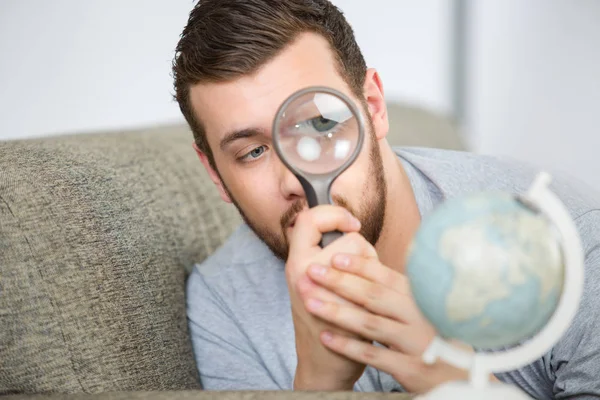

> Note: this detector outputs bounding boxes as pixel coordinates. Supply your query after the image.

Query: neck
[374,143,421,274]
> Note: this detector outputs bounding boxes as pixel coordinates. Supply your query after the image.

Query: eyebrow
[219,127,267,151]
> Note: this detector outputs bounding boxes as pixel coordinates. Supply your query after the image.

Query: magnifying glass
[272,86,365,247]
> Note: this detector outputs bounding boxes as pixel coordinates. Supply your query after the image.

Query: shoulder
[192,223,278,277]
[186,223,285,308]
[394,146,600,221]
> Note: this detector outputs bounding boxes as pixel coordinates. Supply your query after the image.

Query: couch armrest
[5,390,415,400]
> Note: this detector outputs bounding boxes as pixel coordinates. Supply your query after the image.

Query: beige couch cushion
[385,103,464,150]
[0,125,241,394]
[4,390,414,399]
[0,103,462,395]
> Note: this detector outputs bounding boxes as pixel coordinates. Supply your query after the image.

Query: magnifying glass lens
[277,91,360,175]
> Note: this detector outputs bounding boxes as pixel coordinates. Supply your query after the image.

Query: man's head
[173,0,390,260]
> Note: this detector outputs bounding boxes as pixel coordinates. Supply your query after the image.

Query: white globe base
[415,381,533,400]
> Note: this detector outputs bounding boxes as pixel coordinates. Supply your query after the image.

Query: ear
[363,68,389,141]
[193,142,232,203]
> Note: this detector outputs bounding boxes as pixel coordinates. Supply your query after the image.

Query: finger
[307,262,420,324]
[306,299,430,356]
[288,206,361,258]
[331,253,410,295]
[321,332,470,393]
[296,274,357,308]
[287,231,377,284]
[320,330,416,376]
[308,231,378,269]
[293,277,364,342]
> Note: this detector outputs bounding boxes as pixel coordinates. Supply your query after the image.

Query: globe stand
[416,338,534,399]
[415,172,585,400]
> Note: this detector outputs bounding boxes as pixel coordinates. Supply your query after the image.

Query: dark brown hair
[172,0,367,170]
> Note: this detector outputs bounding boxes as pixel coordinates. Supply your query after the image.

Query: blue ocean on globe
[406,191,564,349]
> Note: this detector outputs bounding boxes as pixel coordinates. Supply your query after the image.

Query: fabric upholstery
[0,103,461,396]
[385,103,464,150]
[0,125,241,394]
[4,390,414,400]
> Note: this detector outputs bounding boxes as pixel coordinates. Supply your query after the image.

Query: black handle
[320,230,343,247]
[298,175,343,248]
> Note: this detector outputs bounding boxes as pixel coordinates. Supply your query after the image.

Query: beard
[224,114,387,261]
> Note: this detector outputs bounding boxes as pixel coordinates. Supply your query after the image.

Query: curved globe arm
[422,336,474,370]
[421,172,585,388]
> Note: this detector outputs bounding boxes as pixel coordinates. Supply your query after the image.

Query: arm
[302,251,469,394]
[551,245,600,399]
[186,266,280,390]
[285,206,374,391]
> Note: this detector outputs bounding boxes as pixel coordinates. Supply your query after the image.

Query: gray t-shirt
[186,147,600,398]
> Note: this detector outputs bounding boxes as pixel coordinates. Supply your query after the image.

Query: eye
[249,146,264,158]
[239,145,267,162]
[309,117,338,133]
[293,117,340,136]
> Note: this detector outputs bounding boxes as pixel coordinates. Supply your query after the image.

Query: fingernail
[309,264,327,276]
[346,211,361,229]
[322,331,333,343]
[307,298,323,310]
[333,254,350,269]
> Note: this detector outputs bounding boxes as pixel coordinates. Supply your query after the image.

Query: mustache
[279,195,353,230]
[280,200,306,229]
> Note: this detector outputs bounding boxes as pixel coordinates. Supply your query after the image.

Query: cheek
[221,163,285,218]
[330,149,371,197]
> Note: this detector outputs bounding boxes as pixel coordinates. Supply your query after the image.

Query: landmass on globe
[406,191,565,349]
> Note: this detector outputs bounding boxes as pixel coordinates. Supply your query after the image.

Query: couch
[0,102,464,399]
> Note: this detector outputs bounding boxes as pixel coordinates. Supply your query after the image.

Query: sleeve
[551,243,600,399]
[186,266,282,390]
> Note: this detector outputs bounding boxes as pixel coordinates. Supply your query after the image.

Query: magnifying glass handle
[320,230,343,247]
[299,176,345,248]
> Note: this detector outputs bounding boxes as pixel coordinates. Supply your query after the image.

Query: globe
[406,191,565,349]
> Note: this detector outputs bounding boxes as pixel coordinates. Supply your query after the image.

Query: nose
[277,156,305,201]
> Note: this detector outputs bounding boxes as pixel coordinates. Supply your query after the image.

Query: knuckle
[328,268,344,285]
[328,302,340,318]
[361,313,381,334]
[361,345,379,362]
[286,262,309,286]
[346,232,376,259]
[365,283,381,304]
[342,232,364,254]
[352,257,367,275]
[296,280,310,297]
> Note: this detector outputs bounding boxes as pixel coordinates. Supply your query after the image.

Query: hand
[286,205,377,391]
[303,248,471,394]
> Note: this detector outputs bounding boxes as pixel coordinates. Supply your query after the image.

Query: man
[173,0,600,397]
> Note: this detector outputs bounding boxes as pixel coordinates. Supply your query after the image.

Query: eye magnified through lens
[272,86,365,247]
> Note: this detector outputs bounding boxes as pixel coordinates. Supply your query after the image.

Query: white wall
[335,0,454,115]
[0,0,454,141]
[464,0,600,190]
[0,0,193,140]
[3,1,598,192]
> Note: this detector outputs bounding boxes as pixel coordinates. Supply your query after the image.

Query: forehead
[189,33,353,151]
